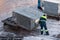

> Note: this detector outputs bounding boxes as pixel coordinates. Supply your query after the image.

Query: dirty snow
[0,0,60,40]
[23,19,60,40]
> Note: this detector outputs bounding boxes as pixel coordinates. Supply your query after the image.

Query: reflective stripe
[41,29,43,31]
[45,30,48,32]
[41,16,47,19]
[41,30,48,32]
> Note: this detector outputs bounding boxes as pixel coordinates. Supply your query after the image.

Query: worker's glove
[35,19,39,24]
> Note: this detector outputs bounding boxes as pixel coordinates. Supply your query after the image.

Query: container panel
[44,1,60,16]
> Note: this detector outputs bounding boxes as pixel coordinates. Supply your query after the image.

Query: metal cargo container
[43,0,60,17]
[12,6,44,30]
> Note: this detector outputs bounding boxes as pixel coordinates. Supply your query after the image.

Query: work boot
[41,31,43,35]
[45,31,49,35]
[38,7,43,11]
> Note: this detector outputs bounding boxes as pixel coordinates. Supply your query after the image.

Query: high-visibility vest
[40,16,47,22]
[41,16,47,19]
[39,16,47,23]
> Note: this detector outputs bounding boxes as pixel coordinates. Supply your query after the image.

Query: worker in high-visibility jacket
[39,14,49,35]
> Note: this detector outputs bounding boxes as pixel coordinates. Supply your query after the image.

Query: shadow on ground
[3,25,41,37]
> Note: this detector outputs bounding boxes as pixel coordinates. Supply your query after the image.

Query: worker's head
[43,14,47,16]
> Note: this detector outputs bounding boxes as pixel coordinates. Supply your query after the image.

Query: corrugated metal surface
[43,0,60,16]
[13,6,44,30]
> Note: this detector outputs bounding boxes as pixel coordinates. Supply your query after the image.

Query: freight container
[43,0,60,17]
[12,6,44,30]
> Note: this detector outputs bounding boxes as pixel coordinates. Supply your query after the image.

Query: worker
[38,0,43,11]
[39,14,49,35]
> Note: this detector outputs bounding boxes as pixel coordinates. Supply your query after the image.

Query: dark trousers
[40,22,49,35]
[38,0,41,7]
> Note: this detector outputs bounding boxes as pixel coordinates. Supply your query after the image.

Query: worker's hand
[35,19,39,24]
